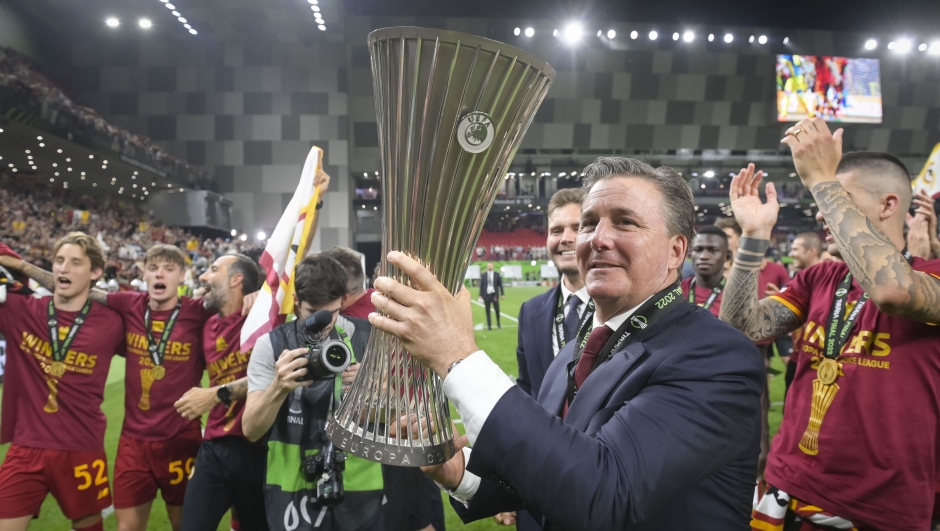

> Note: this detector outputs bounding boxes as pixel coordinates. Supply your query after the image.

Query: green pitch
[0,285,786,530]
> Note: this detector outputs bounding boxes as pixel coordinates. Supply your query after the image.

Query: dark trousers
[483,295,501,329]
[180,437,269,531]
[382,466,445,531]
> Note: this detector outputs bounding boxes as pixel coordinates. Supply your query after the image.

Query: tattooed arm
[720,238,803,341]
[781,117,940,323]
[5,259,110,304]
[720,165,804,341]
[812,181,940,322]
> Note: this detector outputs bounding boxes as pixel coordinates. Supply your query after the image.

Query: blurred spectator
[0,175,259,293]
[0,45,212,189]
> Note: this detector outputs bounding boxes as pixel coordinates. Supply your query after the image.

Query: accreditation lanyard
[554,289,595,351]
[47,298,93,367]
[823,249,913,363]
[565,281,684,404]
[687,277,725,310]
[144,298,182,368]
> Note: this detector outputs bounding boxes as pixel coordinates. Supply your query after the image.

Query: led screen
[777,55,882,123]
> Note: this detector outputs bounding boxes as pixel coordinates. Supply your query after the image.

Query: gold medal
[50,361,66,378]
[817,358,839,385]
[151,365,166,380]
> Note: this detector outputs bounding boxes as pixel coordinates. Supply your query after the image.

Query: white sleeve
[443,350,515,444]
[435,447,481,507]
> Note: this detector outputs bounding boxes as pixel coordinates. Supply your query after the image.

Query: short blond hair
[144,244,187,269]
[53,232,105,271]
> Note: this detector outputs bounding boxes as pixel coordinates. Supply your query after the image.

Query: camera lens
[326,344,347,366]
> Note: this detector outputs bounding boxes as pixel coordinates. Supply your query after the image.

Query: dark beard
[202,289,225,312]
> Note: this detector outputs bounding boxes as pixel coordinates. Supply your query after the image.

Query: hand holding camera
[274,347,313,392]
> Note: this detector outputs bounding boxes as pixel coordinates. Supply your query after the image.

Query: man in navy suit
[478,262,504,329]
[368,157,764,530]
[516,188,589,399]
[499,188,587,531]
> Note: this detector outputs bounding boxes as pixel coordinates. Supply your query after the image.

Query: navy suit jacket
[451,300,763,531]
[516,284,562,398]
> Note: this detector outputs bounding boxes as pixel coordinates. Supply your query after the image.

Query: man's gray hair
[580,157,695,244]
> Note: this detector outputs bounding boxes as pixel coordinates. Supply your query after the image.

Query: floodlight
[672,32,679,41]
[703,170,715,178]
[525,27,534,37]
[758,35,767,44]
[918,43,928,52]
[896,39,911,53]
[649,30,657,40]
[708,33,714,42]
[630,30,638,39]
[562,22,583,44]
[106,17,119,28]
[607,29,616,39]
[139,18,152,29]
[864,39,877,50]
[724,33,733,43]
[514,27,520,36]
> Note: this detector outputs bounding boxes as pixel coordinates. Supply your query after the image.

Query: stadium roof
[9,0,940,40]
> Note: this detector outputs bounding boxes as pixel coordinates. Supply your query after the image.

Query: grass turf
[1,285,786,530]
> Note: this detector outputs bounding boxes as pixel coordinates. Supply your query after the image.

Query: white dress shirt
[551,280,590,357]
[442,295,653,503]
[486,271,495,294]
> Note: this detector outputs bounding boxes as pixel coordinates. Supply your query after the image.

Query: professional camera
[296,309,352,382]
[302,442,346,506]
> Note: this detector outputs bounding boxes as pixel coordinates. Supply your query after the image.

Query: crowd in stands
[0,175,257,293]
[0,45,212,189]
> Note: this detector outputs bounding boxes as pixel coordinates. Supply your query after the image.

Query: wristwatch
[217,385,232,407]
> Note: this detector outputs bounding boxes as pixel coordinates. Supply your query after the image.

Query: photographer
[243,254,383,531]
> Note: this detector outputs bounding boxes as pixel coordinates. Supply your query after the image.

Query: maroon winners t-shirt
[202,311,251,440]
[107,292,211,441]
[766,258,940,530]
[0,294,124,451]
[680,277,723,318]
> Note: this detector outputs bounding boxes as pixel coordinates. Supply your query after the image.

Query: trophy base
[326,418,457,467]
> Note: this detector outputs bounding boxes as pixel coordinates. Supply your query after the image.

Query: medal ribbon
[144,298,182,367]
[687,277,725,310]
[47,298,93,363]
[566,281,684,403]
[554,290,595,352]
[823,249,913,361]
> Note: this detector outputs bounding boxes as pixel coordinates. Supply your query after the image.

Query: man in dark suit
[368,157,764,530]
[478,262,504,330]
[500,188,586,529]
[516,188,588,399]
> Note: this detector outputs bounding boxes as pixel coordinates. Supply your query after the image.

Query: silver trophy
[326,27,555,466]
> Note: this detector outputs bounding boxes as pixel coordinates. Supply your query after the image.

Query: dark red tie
[574,325,615,389]
[564,325,614,417]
